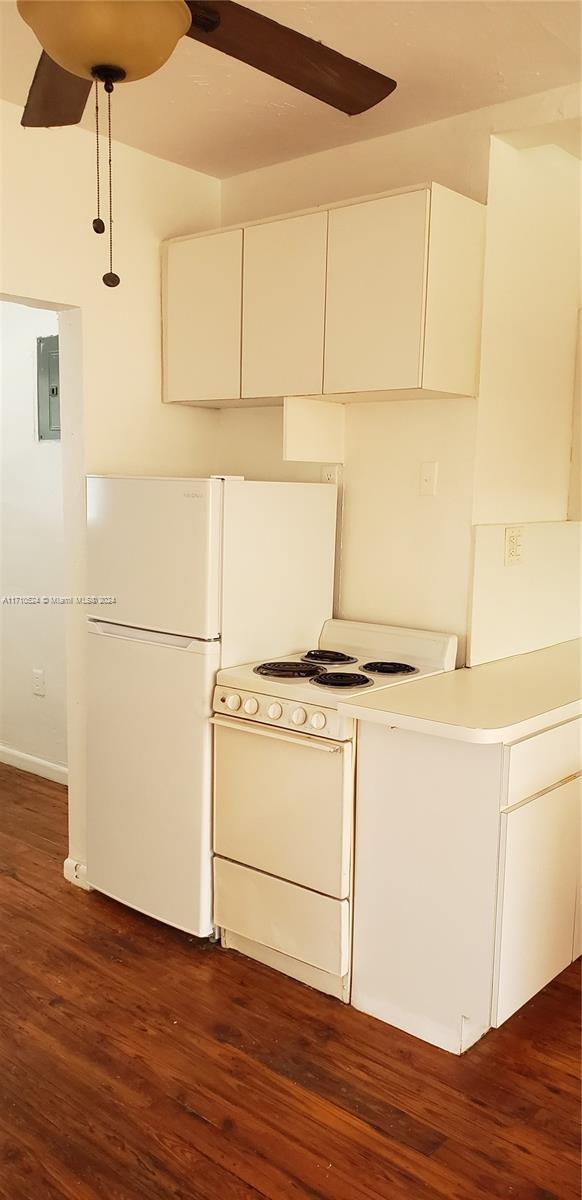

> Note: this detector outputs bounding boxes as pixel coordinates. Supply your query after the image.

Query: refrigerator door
[86,476,222,637]
[220,480,337,666]
[86,620,220,935]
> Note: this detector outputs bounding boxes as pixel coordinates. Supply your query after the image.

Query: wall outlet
[32,668,45,697]
[504,525,524,566]
[419,461,439,496]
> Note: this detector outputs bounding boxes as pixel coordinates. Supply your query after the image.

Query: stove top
[215,620,458,723]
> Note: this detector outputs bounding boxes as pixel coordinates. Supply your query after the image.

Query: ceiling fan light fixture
[17,0,192,83]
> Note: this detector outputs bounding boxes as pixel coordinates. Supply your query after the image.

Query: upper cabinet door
[242,212,328,399]
[324,191,429,395]
[163,229,242,404]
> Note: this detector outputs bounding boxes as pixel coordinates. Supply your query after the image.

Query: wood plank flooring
[0,760,579,1200]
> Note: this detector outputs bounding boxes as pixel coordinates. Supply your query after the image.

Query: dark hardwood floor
[0,761,580,1200]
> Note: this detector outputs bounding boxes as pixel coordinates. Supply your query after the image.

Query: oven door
[212,716,353,898]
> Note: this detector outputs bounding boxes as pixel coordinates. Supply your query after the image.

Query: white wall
[568,311,581,521]
[468,522,582,666]
[211,408,319,484]
[0,301,67,770]
[339,400,477,660]
[221,84,581,225]
[473,139,581,524]
[0,98,222,865]
[0,100,221,477]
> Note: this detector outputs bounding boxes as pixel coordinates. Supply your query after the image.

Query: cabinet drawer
[504,718,581,807]
[214,858,350,976]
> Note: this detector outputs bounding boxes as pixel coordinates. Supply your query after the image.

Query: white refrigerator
[85,475,337,936]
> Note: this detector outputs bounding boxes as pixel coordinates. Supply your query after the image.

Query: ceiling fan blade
[185,2,396,115]
[21,52,92,128]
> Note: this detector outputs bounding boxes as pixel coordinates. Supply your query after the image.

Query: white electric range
[211,619,457,1002]
[213,619,458,740]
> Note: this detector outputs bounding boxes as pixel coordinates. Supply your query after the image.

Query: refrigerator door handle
[87,620,217,650]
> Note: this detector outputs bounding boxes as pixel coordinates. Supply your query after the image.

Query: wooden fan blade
[185,2,396,115]
[21,52,92,128]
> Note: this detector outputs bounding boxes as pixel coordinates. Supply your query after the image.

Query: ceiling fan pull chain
[92,81,105,235]
[102,81,120,288]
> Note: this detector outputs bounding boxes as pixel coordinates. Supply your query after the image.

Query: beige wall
[0,98,222,863]
[211,408,319,484]
[340,400,477,660]
[568,311,581,522]
[468,522,582,666]
[473,138,581,524]
[221,84,581,226]
[0,301,66,770]
[0,100,221,476]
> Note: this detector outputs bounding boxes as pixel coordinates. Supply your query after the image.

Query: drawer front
[505,718,581,807]
[214,719,352,898]
[214,858,350,976]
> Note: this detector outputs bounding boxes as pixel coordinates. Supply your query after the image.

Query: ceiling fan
[17,1,398,128]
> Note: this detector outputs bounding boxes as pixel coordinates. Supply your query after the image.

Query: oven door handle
[211,715,343,753]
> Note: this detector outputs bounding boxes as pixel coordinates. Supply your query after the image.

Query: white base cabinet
[352,716,581,1053]
[493,776,581,1026]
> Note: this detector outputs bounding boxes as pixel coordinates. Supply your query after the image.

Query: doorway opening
[0,297,83,799]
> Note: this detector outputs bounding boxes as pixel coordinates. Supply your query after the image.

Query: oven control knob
[243,697,259,715]
[267,702,282,720]
[226,694,241,711]
[292,707,307,726]
[310,712,327,730]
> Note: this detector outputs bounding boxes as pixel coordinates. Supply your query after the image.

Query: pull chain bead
[92,81,105,235]
[102,80,120,287]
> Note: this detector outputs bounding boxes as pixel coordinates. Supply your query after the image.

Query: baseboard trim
[0,744,68,786]
[63,857,92,891]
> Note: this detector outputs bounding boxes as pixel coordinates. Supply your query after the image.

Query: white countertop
[339,639,582,743]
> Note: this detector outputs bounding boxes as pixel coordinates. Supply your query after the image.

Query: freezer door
[86,476,222,637]
[86,622,220,935]
[220,480,337,666]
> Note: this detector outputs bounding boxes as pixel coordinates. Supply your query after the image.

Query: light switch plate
[32,668,45,697]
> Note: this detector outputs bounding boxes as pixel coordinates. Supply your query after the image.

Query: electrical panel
[37,334,60,440]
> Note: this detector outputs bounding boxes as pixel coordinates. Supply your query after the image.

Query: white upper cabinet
[163,229,242,404]
[162,184,485,407]
[324,185,485,399]
[242,212,328,399]
[324,190,429,395]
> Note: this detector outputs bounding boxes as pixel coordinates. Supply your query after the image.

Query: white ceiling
[0,1,580,178]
